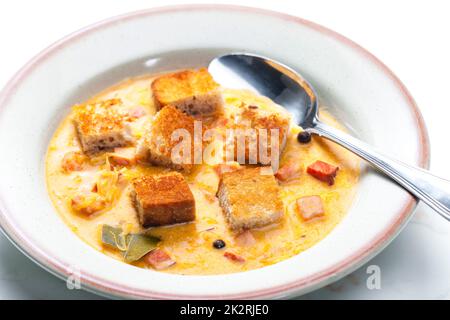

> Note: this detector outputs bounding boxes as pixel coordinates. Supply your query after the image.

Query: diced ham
[70,193,106,215]
[145,249,175,270]
[224,251,245,263]
[235,230,256,247]
[61,151,86,172]
[109,147,136,167]
[306,160,339,185]
[296,195,325,221]
[128,106,147,119]
[213,162,241,177]
[274,159,302,182]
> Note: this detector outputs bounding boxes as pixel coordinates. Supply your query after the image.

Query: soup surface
[46,72,360,275]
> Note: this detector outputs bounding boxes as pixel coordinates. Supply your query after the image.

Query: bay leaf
[101,225,128,251]
[124,234,160,262]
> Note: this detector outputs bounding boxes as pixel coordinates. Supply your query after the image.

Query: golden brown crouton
[73,99,133,154]
[217,166,284,231]
[138,105,202,172]
[151,68,223,116]
[131,172,196,227]
[228,105,291,166]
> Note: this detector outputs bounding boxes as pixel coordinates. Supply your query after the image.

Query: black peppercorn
[297,131,312,144]
[213,239,226,249]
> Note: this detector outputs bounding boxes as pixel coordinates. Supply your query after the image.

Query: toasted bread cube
[152,68,223,116]
[230,105,291,165]
[296,195,324,220]
[140,105,200,172]
[217,166,284,231]
[131,172,196,227]
[73,99,133,154]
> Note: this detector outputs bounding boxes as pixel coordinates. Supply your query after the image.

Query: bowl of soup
[0,5,429,299]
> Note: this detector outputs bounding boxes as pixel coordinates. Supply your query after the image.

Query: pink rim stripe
[0,4,430,299]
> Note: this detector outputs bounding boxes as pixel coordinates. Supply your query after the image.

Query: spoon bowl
[209,53,318,127]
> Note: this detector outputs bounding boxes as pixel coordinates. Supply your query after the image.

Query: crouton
[151,68,223,116]
[229,105,291,166]
[131,172,196,227]
[73,99,133,154]
[296,195,325,220]
[217,166,284,231]
[139,105,201,172]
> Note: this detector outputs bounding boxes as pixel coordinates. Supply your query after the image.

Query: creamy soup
[46,72,360,275]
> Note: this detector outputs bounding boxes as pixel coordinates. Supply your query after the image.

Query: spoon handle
[310,121,450,220]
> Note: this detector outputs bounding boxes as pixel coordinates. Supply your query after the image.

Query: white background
[0,0,449,299]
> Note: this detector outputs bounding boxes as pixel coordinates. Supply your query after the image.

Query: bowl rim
[0,4,430,299]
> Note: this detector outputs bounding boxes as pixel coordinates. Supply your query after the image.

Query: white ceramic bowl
[0,5,429,299]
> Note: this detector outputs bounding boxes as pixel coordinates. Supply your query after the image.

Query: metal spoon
[209,52,450,220]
